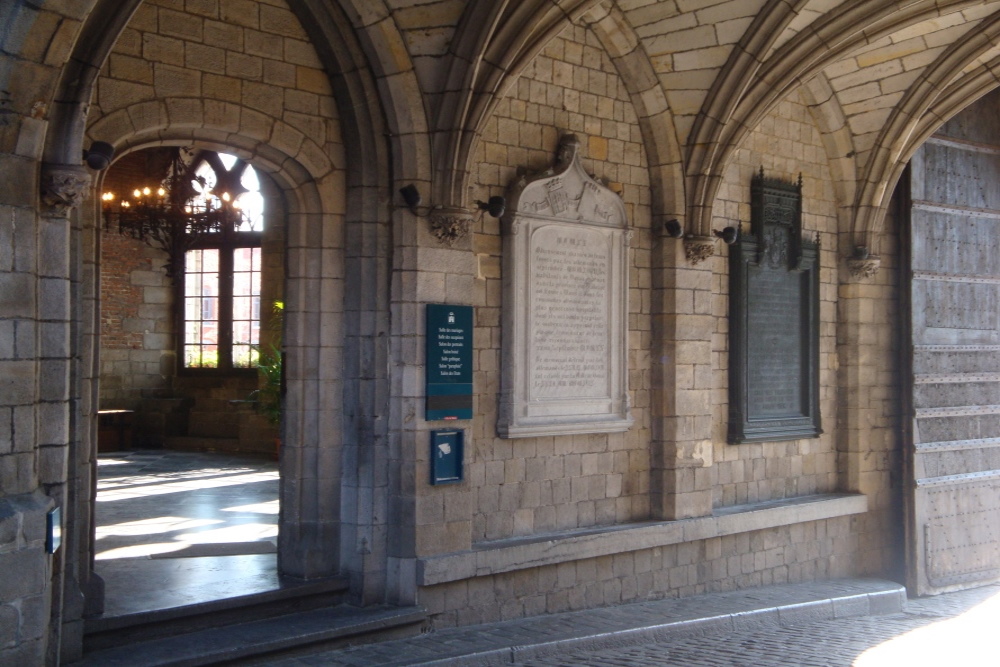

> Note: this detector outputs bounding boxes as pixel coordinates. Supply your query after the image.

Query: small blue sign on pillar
[430,429,464,485]
[426,304,473,420]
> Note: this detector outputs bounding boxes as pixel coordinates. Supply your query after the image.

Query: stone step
[75,604,426,667]
[271,578,905,667]
[82,576,350,653]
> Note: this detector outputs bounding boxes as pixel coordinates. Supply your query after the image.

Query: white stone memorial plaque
[498,135,633,438]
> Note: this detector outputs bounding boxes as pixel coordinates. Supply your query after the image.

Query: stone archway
[38,0,410,657]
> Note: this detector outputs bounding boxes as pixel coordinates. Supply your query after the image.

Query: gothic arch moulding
[684,0,1000,251]
[849,14,1000,264]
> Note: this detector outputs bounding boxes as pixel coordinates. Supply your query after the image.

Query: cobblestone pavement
[516,583,1000,667]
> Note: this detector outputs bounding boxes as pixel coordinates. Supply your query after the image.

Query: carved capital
[847,255,880,279]
[684,235,715,264]
[846,246,880,279]
[429,207,473,245]
[40,163,91,217]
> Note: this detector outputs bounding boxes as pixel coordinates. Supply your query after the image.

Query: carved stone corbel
[429,206,474,245]
[846,246,880,279]
[683,235,715,264]
[40,163,91,217]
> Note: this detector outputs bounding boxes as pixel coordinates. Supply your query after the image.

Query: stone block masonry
[418,513,862,629]
[0,492,53,665]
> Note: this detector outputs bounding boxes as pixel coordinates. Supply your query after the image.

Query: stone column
[0,160,56,663]
[37,163,91,664]
[280,204,344,580]
[837,253,883,494]
[650,232,715,520]
[338,183,393,606]
[387,204,477,605]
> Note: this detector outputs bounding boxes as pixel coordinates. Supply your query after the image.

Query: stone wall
[2,0,973,660]
[709,92,842,508]
[421,514,859,628]
[409,29,896,626]
[88,0,338,152]
[466,25,653,542]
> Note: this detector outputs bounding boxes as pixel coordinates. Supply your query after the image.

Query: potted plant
[250,301,284,455]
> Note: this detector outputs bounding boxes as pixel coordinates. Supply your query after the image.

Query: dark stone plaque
[728,169,821,443]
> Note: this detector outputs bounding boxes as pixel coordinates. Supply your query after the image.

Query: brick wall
[98,150,174,409]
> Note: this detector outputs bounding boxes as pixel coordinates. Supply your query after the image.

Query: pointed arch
[685,0,999,238]
[584,1,684,225]
[685,0,812,237]
[801,73,858,234]
[432,0,603,208]
[850,13,1000,254]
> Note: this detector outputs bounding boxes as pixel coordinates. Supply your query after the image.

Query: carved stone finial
[40,164,91,217]
[684,235,715,264]
[429,207,474,245]
[846,246,880,279]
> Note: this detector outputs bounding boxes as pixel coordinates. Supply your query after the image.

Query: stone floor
[266,580,1000,667]
[511,583,1000,667]
[266,578,906,666]
[94,449,280,617]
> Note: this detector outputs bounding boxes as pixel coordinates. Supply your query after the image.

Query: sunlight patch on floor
[96,516,221,539]
[173,523,278,543]
[96,542,190,560]
[854,588,1000,666]
[97,470,279,501]
[223,500,280,514]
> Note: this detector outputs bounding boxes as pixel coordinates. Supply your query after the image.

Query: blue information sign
[426,304,473,420]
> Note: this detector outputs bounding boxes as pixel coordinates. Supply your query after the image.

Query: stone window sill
[416,493,867,586]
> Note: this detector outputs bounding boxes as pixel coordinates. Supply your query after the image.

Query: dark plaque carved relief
[728,168,821,443]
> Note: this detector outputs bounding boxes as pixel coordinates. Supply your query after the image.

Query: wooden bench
[97,410,135,452]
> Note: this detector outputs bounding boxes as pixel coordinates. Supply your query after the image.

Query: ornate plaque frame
[498,135,633,438]
[728,169,821,443]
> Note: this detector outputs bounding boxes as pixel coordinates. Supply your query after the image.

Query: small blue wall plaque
[426,304,473,420]
[430,429,464,485]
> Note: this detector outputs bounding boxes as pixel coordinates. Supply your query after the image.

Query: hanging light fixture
[101,148,247,280]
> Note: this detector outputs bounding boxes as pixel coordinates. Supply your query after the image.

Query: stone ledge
[417,493,867,586]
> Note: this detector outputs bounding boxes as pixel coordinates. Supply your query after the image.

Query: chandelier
[101,148,247,280]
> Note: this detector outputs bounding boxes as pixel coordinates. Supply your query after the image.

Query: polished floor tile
[94,450,280,617]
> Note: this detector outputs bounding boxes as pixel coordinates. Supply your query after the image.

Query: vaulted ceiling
[6,0,1000,245]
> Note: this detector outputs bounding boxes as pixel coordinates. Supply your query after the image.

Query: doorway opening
[95,147,285,617]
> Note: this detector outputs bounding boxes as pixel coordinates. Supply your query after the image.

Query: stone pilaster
[280,205,345,580]
[387,201,477,606]
[651,236,715,520]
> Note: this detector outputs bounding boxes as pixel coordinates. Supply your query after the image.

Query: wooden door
[907,93,1000,594]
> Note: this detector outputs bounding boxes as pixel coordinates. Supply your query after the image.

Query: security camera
[84,141,115,171]
[477,196,506,219]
